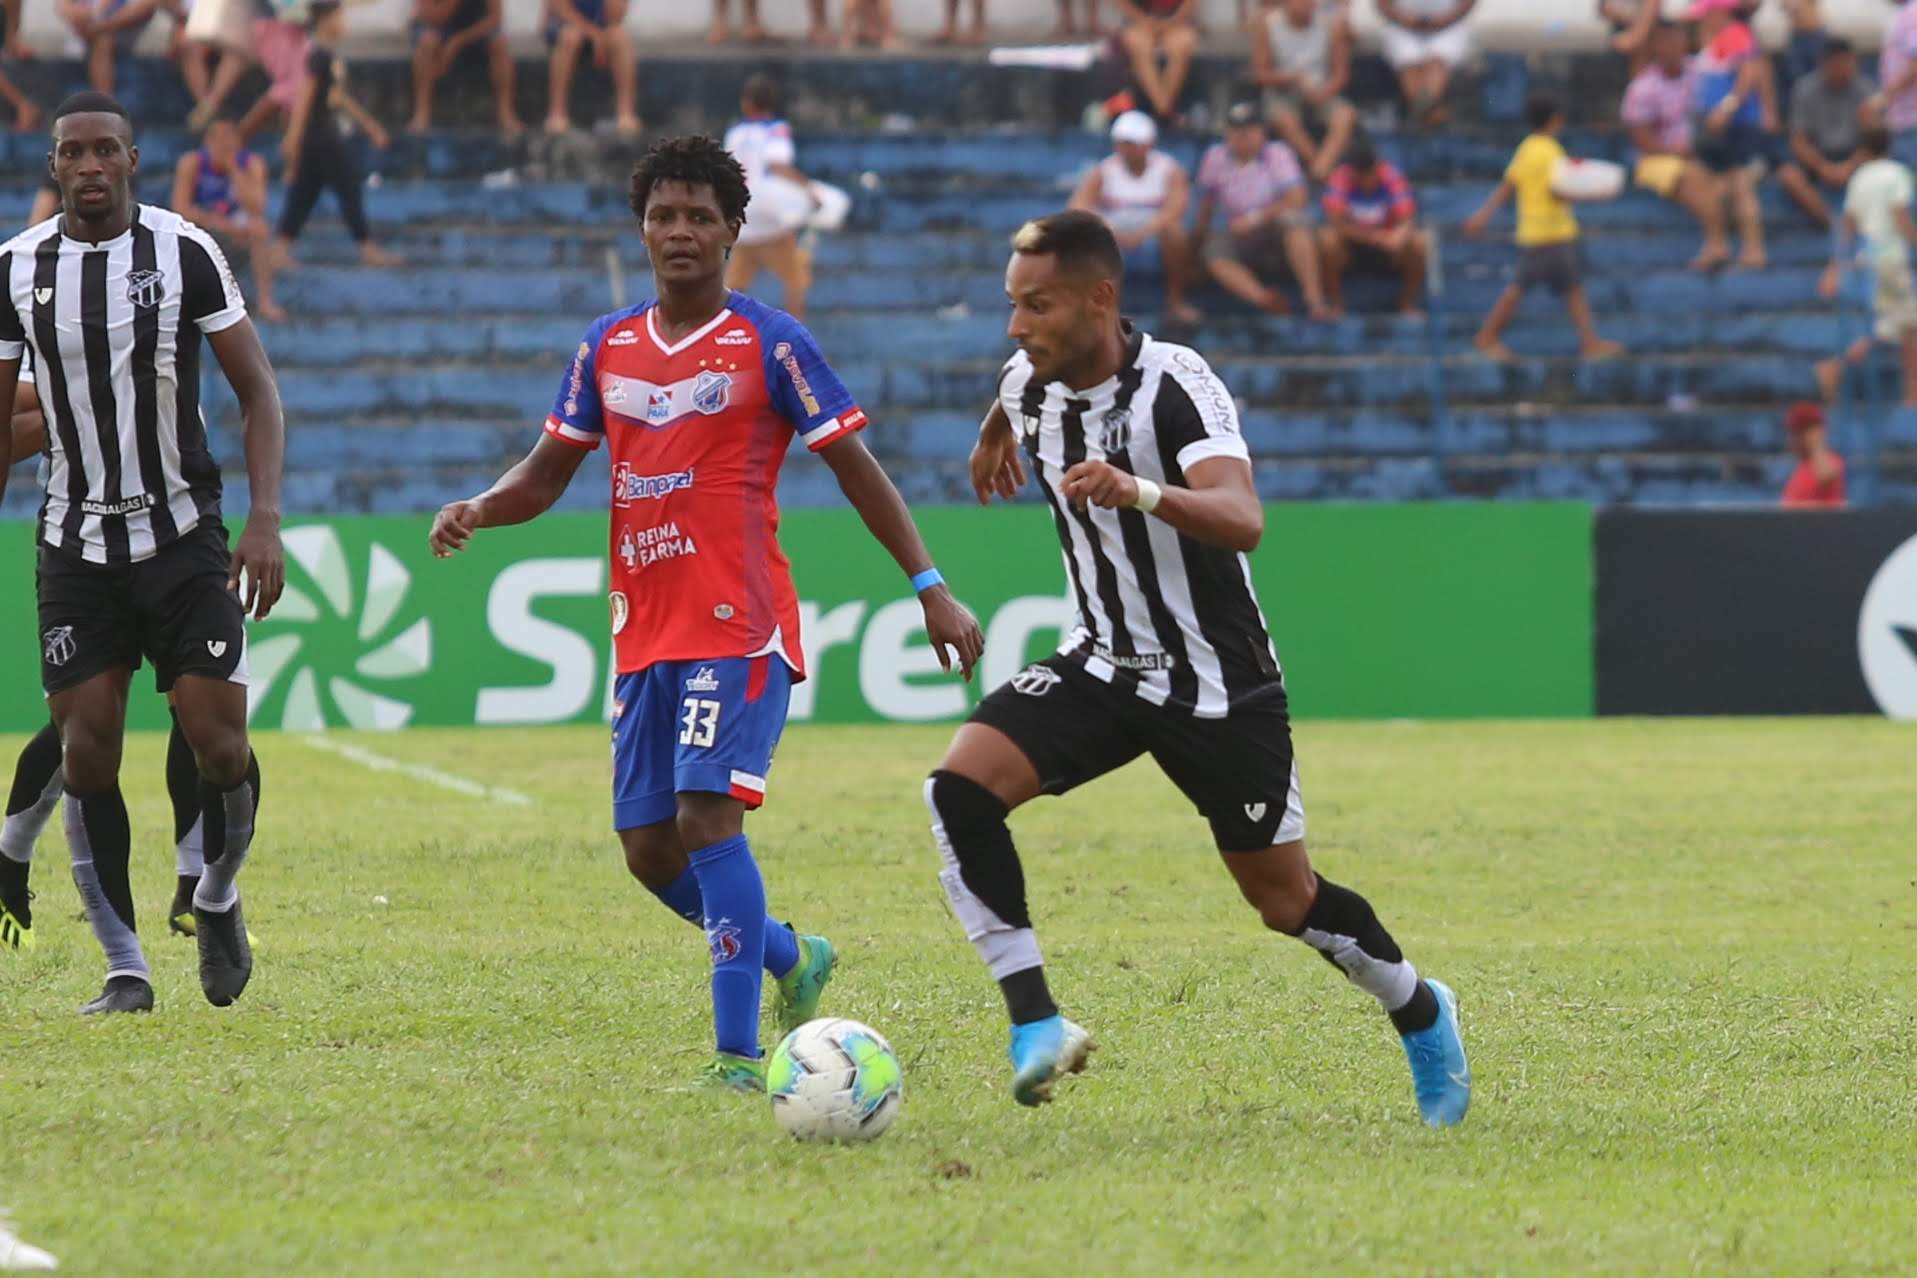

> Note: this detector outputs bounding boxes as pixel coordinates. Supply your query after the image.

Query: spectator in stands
[1070,110,1201,324]
[1194,102,1330,319]
[844,0,898,47]
[1689,0,1769,270]
[935,0,988,44]
[60,0,167,96]
[1623,20,1732,271]
[1318,135,1427,315]
[1,0,41,131]
[1782,0,1828,92]
[173,119,285,322]
[1778,402,1847,505]
[1598,0,1659,73]
[1463,94,1624,361]
[1377,0,1475,127]
[1870,0,1917,149]
[276,1,404,270]
[725,75,816,319]
[1779,37,1876,228]
[1052,0,1102,38]
[1252,0,1357,180]
[1116,0,1200,120]
[1817,127,1917,404]
[410,0,522,135]
[544,0,640,136]
[709,0,832,44]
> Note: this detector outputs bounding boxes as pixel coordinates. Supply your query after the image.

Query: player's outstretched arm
[1061,455,1264,553]
[208,318,288,620]
[429,433,588,558]
[819,432,985,680]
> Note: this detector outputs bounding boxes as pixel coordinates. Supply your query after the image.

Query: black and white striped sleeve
[179,228,247,334]
[0,252,24,362]
[1157,346,1248,471]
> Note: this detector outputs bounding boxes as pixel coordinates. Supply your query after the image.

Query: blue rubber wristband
[910,567,945,593]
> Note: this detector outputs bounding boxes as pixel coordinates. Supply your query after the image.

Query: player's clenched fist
[1060,459,1139,511]
[429,499,483,557]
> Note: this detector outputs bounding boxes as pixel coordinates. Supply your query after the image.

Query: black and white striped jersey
[0,204,248,565]
[999,326,1282,718]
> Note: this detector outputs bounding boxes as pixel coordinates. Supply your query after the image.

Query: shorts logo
[692,370,732,415]
[1244,802,1267,822]
[125,269,165,309]
[610,591,629,635]
[705,917,742,964]
[1011,664,1061,697]
[207,640,228,658]
[42,625,75,667]
[607,329,639,346]
[686,666,721,693]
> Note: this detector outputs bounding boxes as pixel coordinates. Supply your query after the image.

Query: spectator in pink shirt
[1194,102,1330,318]
[1318,136,1427,315]
[1623,20,1732,269]
[1869,0,1917,142]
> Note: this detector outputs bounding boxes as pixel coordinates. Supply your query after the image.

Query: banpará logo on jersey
[773,342,821,417]
[125,269,165,309]
[1011,664,1062,696]
[42,625,75,667]
[693,370,732,415]
[1099,406,1131,453]
[612,462,694,508]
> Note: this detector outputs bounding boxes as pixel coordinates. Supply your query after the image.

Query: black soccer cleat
[0,859,31,950]
[194,897,253,1007]
[80,974,154,1015]
[169,875,200,937]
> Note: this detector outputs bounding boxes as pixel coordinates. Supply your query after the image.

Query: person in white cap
[1070,110,1202,325]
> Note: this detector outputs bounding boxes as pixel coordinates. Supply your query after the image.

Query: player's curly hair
[627,135,752,227]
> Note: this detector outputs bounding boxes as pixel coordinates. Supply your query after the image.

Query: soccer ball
[766,1017,903,1143]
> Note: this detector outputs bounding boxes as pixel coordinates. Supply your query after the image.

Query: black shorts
[36,522,248,696]
[968,655,1306,853]
[1516,242,1581,296]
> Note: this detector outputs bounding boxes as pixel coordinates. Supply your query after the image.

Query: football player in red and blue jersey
[430,136,983,1091]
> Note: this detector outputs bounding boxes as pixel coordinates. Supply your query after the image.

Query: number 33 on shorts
[610,655,796,829]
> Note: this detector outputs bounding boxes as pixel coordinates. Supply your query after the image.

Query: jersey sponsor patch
[613,462,695,507]
[616,520,698,572]
[772,341,821,417]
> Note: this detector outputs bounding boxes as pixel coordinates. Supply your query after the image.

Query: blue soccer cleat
[1400,978,1470,1127]
[1008,1015,1095,1107]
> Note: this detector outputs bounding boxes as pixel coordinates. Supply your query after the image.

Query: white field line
[299,736,534,807]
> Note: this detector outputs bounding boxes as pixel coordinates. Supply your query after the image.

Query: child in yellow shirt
[1463,95,1624,360]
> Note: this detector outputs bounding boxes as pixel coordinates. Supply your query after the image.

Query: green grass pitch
[2,719,1913,1276]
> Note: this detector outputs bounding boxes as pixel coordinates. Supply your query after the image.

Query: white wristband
[1131,477,1163,513]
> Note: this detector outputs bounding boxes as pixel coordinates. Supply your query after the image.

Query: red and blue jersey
[1322,160,1416,230]
[542,291,866,678]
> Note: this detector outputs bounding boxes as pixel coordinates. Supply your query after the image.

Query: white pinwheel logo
[247,525,433,730]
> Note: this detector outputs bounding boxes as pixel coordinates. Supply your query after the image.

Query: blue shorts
[611,655,793,831]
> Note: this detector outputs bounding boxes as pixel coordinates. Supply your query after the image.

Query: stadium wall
[0,503,1592,731]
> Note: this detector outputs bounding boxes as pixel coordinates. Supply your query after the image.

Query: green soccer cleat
[775,931,837,1037]
[699,1052,767,1093]
[1,886,32,952]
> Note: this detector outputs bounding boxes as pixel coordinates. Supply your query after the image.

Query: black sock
[1297,875,1438,1034]
[1390,981,1439,1036]
[6,721,62,817]
[999,966,1059,1026]
[164,708,199,845]
[73,788,137,935]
